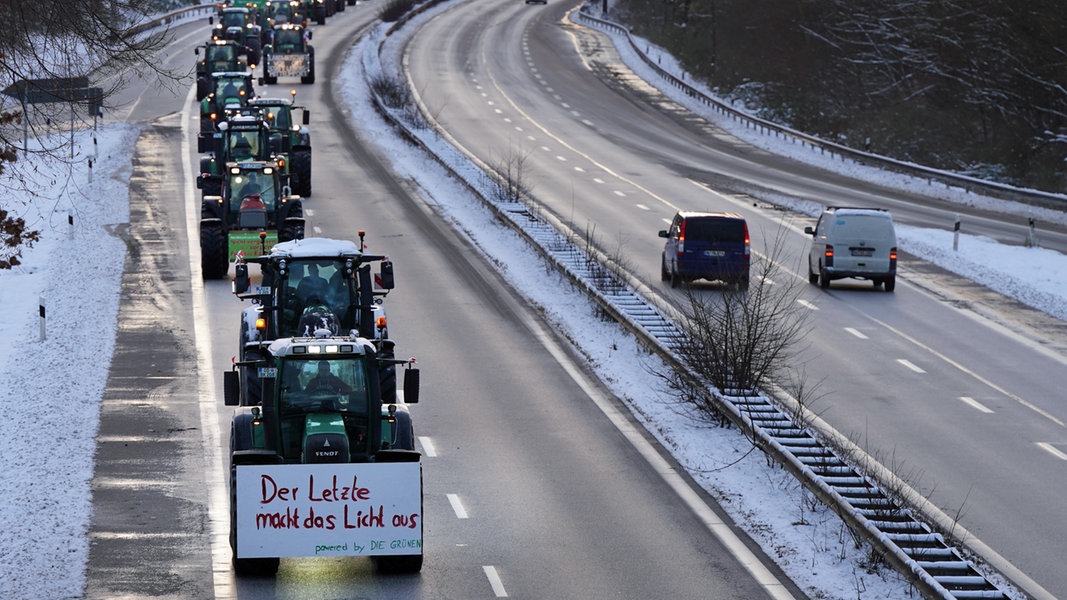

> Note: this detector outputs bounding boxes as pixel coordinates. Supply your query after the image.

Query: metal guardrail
[364,5,1019,600]
[573,7,1067,213]
[127,2,217,37]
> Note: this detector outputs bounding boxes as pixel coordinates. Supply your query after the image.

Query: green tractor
[210,6,262,66]
[247,94,311,197]
[230,235,397,405]
[197,114,277,197]
[195,40,248,101]
[199,161,304,279]
[199,71,257,135]
[223,331,423,576]
[262,23,315,85]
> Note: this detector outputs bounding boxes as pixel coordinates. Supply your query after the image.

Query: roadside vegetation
[0,0,180,269]
[610,0,1067,193]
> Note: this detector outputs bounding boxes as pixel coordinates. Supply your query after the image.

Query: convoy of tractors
[193,1,425,577]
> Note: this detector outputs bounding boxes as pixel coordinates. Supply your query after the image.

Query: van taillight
[743,223,751,258]
[677,220,686,255]
[890,247,897,268]
[824,244,834,267]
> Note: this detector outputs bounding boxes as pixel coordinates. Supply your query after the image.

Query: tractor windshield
[228,171,275,211]
[280,357,370,411]
[282,260,352,333]
[274,28,303,50]
[277,356,373,459]
[206,45,235,63]
[221,12,246,28]
[265,106,291,131]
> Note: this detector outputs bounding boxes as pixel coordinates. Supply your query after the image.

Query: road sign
[1,77,90,104]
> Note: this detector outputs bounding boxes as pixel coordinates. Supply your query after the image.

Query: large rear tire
[373,554,423,574]
[290,149,312,197]
[200,223,229,280]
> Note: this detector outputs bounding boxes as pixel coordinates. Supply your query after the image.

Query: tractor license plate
[229,231,278,261]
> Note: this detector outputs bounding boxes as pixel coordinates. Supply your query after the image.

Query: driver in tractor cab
[296,262,329,306]
[304,360,352,395]
[220,80,239,102]
[232,172,264,212]
[232,134,255,160]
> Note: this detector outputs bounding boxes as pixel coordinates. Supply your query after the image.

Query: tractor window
[279,358,370,413]
[275,28,302,49]
[221,12,246,27]
[207,45,235,62]
[228,172,274,211]
[291,261,350,324]
[267,107,290,130]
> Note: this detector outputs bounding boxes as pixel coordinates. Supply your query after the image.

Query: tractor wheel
[200,114,214,134]
[301,64,315,84]
[290,149,312,196]
[200,223,229,280]
[202,177,222,198]
[279,222,304,243]
[373,555,423,574]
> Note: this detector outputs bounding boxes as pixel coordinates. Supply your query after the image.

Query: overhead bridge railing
[365,6,1016,600]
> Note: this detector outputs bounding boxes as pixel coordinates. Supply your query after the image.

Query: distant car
[525,0,547,4]
[804,206,897,291]
[659,211,750,289]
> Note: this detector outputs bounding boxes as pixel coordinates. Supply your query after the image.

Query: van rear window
[834,215,894,238]
[686,219,746,242]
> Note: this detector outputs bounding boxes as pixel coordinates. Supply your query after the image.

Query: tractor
[210,6,262,66]
[199,71,256,134]
[194,40,248,101]
[230,235,397,396]
[247,94,311,196]
[262,23,315,85]
[223,331,423,576]
[199,161,304,279]
[197,114,279,197]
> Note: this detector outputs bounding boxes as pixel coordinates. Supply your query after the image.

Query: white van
[805,207,898,292]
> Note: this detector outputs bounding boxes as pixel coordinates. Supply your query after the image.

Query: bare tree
[0,0,178,269]
[670,222,810,395]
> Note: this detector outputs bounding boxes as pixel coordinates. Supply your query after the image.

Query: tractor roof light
[255,317,266,330]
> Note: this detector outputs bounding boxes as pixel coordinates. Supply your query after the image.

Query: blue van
[659,211,750,289]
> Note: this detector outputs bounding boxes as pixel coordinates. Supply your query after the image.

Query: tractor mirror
[377,260,394,290]
[223,370,240,406]
[402,368,420,404]
[233,263,250,294]
[302,110,310,125]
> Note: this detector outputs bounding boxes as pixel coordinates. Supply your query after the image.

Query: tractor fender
[389,406,416,452]
[231,409,260,453]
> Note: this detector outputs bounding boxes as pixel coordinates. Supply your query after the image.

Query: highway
[85,2,808,599]
[401,1,1067,598]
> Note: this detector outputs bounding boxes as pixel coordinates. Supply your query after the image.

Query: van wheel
[818,269,831,289]
[737,276,749,290]
[669,269,681,289]
[884,276,896,292]
[808,265,818,285]
[660,258,669,282]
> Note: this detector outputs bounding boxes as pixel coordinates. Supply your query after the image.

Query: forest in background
[610,0,1067,193]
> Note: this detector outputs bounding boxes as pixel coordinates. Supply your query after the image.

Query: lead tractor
[223,331,423,576]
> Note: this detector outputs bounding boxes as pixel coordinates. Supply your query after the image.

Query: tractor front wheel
[290,149,312,197]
